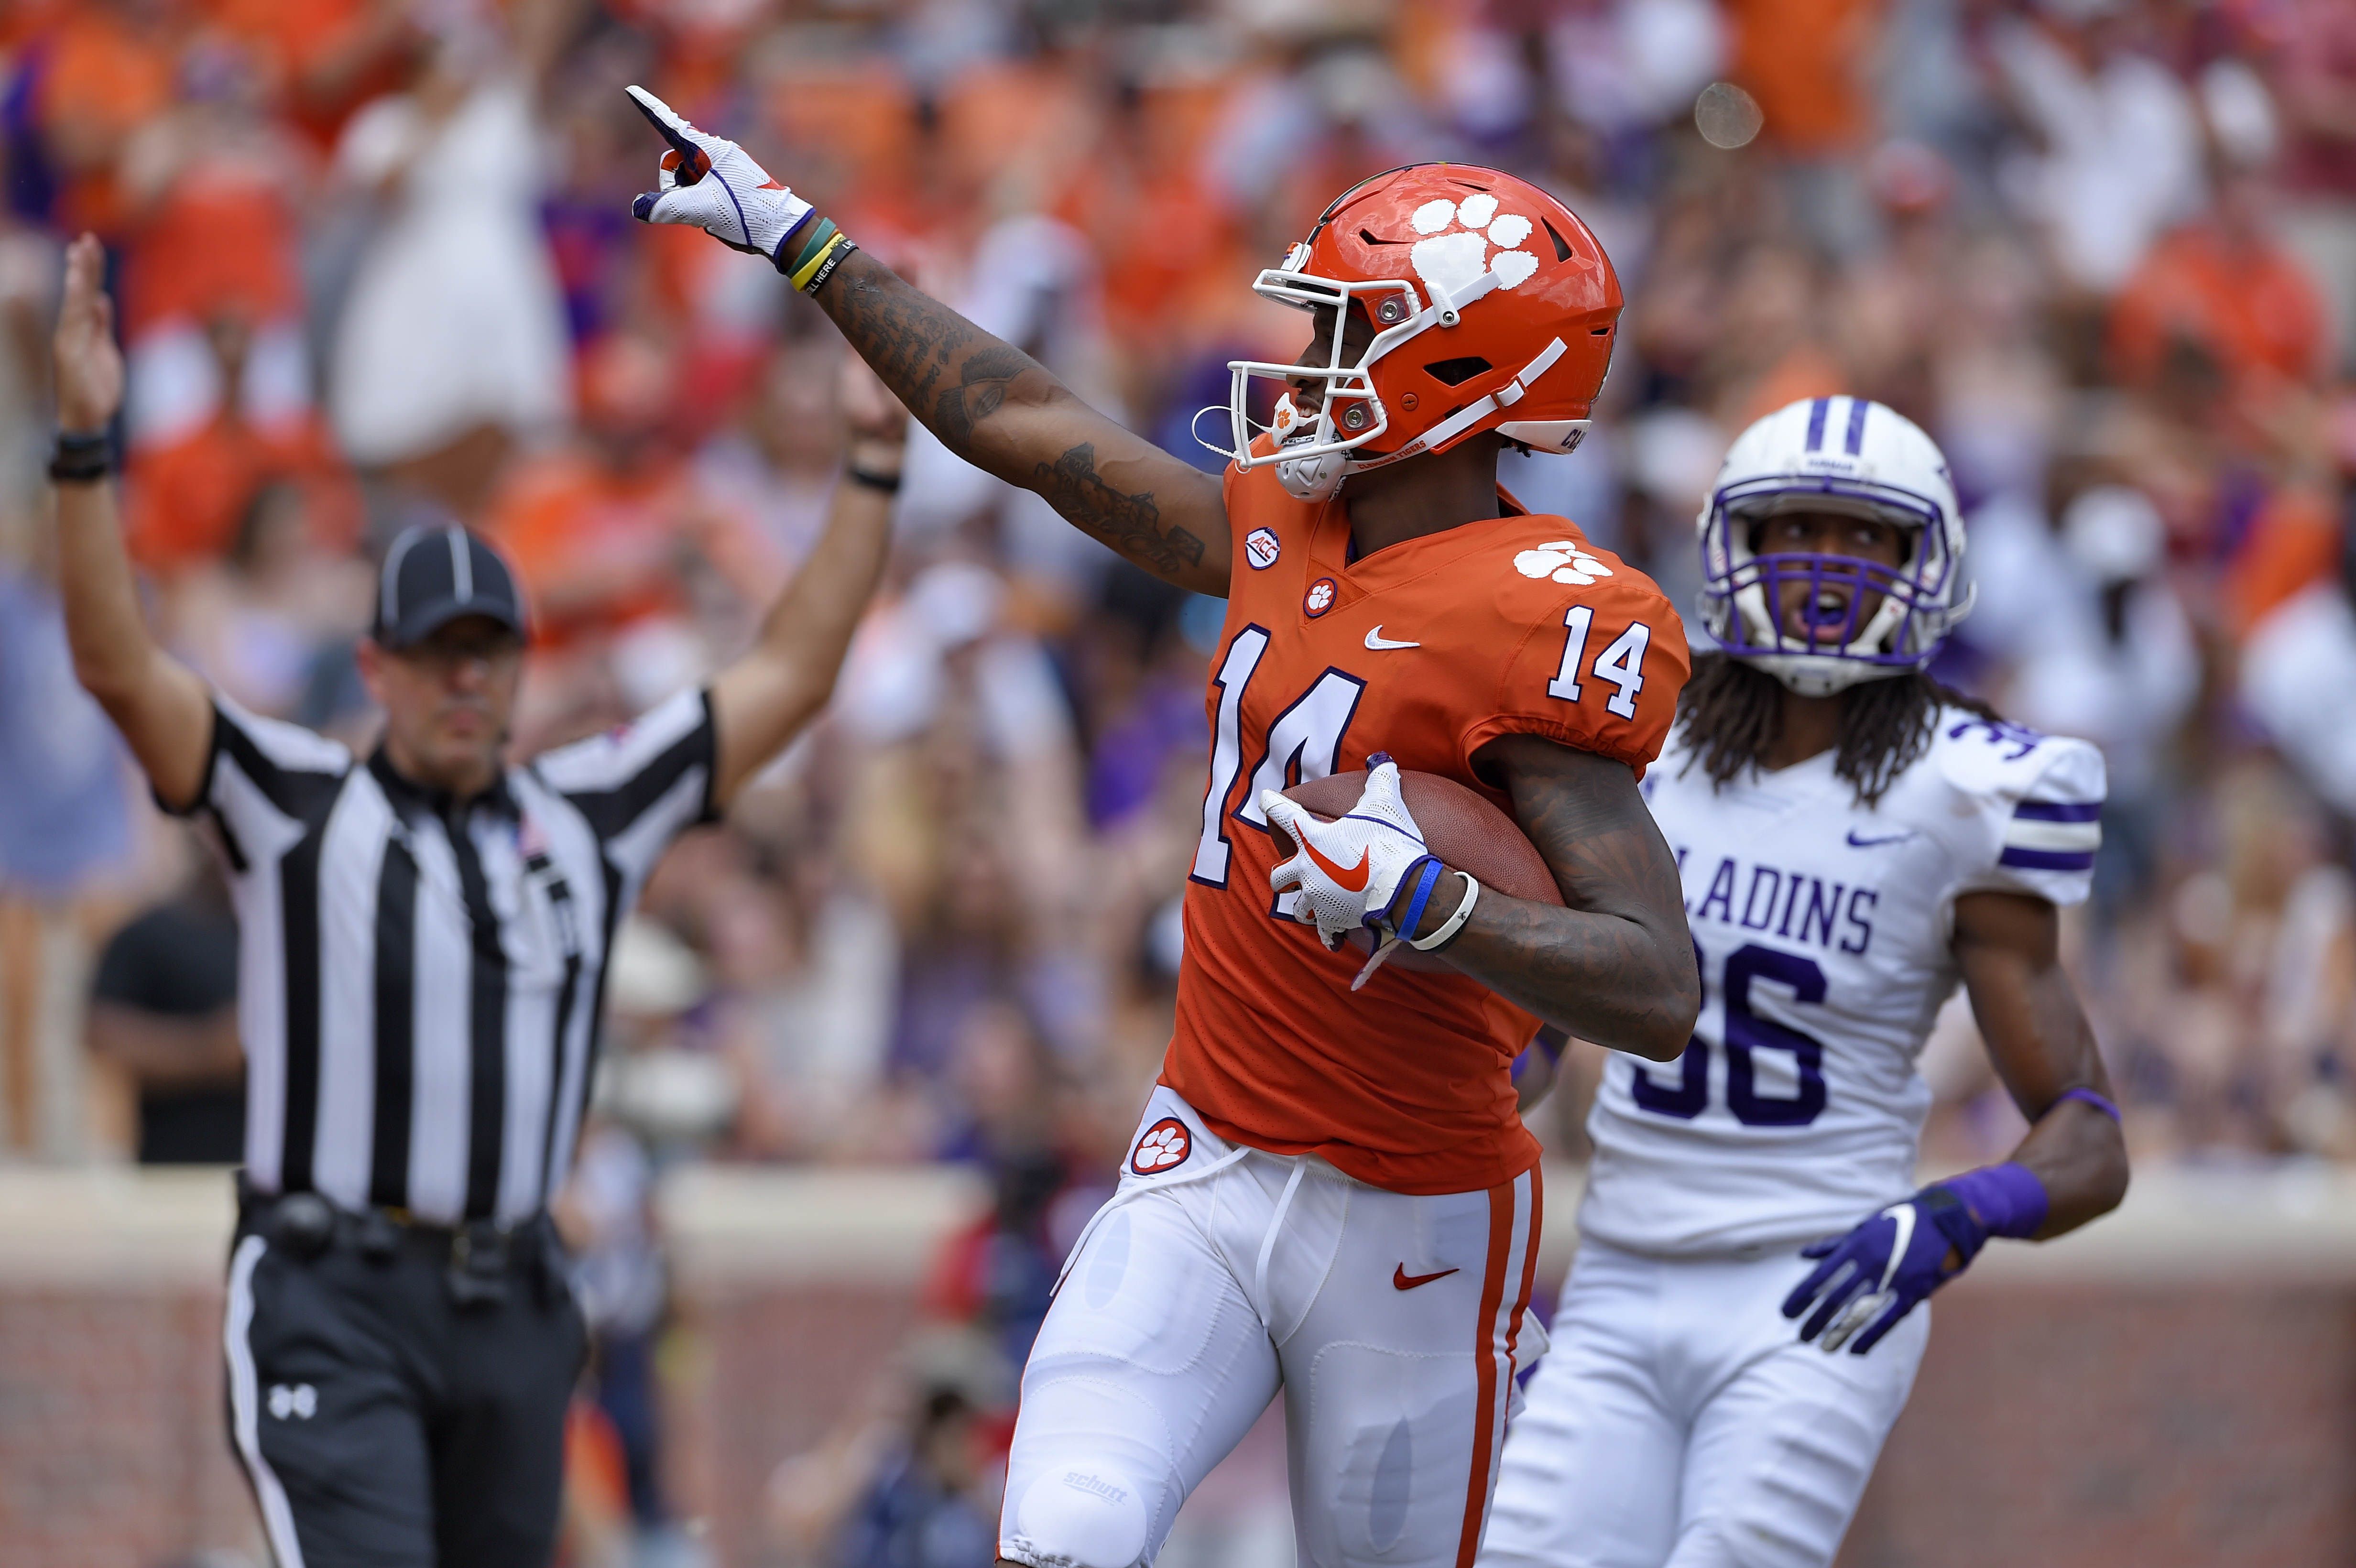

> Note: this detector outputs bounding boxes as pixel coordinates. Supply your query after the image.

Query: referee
[49,235,906,1566]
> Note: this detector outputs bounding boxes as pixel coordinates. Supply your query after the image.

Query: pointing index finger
[626,86,706,170]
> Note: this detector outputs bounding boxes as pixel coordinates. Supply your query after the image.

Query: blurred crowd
[1,0,2353,1561]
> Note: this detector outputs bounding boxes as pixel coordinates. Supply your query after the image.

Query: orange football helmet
[1203,163,1624,501]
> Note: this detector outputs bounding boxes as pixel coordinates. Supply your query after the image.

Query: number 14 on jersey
[1189,609,1660,888]
[1548,605,1652,719]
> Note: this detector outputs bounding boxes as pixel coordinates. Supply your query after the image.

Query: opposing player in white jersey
[1481,396,2131,1568]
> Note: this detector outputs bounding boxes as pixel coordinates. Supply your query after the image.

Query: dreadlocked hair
[1675,654,2002,807]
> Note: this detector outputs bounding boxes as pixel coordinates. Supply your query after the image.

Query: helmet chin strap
[1277,447,1348,501]
[1273,388,1351,500]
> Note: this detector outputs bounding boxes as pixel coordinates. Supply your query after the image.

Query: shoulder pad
[1502,528,1676,624]
[1928,709,2107,904]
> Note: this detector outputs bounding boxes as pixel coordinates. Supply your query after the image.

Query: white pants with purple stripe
[1480,1239,1928,1568]
[1001,1087,1543,1568]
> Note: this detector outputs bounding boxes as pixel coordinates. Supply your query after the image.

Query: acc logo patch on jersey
[1514,540,1614,587]
[1130,1117,1191,1175]
[1245,528,1281,570]
[1304,577,1338,617]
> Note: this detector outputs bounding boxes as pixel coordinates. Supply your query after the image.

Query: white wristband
[1407,871,1480,952]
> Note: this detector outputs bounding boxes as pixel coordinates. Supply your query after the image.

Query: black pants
[224,1197,587,1568]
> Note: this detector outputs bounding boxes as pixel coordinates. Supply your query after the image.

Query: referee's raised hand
[48,233,212,811]
[703,348,905,807]
[54,233,123,433]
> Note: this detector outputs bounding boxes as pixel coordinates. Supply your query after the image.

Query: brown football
[1274,769,1563,972]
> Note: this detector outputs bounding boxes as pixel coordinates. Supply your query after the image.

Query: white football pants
[1000,1087,1544,1568]
[1479,1239,1928,1568]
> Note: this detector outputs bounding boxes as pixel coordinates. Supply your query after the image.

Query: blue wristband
[1937,1161,2049,1241]
[1387,856,1444,938]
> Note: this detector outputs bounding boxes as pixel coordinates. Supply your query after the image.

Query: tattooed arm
[814,250,1232,596]
[1410,735,1699,1061]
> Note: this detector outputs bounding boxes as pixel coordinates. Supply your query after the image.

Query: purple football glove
[1781,1186,1987,1355]
[1784,1164,2050,1354]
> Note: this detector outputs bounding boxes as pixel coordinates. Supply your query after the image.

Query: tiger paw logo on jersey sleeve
[1514,540,1615,586]
[1304,577,1338,617]
[1130,1117,1191,1175]
[1410,192,1541,300]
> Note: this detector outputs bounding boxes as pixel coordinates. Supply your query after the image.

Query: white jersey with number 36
[1577,706,2105,1256]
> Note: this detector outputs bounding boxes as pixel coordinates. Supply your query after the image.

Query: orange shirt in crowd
[2110,224,2332,392]
[120,160,305,340]
[0,0,69,52]
[30,4,175,237]
[1053,131,1241,353]
[1163,463,1688,1197]
[125,414,357,575]
[483,449,695,649]
[1724,0,1881,155]
[2225,485,2343,639]
[1734,345,1847,430]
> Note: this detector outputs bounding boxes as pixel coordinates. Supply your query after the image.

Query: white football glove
[627,86,815,270]
[1262,757,1441,961]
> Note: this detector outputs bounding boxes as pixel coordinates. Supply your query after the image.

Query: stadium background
[1,0,2353,1563]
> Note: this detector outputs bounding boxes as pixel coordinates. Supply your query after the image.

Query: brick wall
[1845,1282,2356,1567]
[0,1284,257,1566]
[5,1166,2354,1568]
[666,1283,928,1568]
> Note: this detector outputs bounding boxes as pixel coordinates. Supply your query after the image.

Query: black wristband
[804,237,856,295]
[50,429,111,484]
[847,466,902,494]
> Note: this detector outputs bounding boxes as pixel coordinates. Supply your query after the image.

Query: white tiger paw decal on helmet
[1410,193,1540,303]
[1515,540,1615,586]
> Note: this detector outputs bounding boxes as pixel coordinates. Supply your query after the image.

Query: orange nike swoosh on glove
[1299,835,1371,893]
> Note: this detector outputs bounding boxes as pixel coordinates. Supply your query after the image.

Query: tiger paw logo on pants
[1130,1117,1191,1175]
[1410,193,1541,301]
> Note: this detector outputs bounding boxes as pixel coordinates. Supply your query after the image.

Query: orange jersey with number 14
[1163,460,1689,1196]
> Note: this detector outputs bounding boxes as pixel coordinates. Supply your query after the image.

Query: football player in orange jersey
[631,90,1701,1568]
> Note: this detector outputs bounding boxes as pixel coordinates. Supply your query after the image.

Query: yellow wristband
[790,229,852,292]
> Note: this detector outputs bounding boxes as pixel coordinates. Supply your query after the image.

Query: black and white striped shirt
[173,687,720,1224]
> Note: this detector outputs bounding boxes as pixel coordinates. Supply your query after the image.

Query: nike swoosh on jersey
[1845,829,1915,848]
[1300,835,1371,892]
[1393,1264,1460,1290]
[1363,626,1421,650]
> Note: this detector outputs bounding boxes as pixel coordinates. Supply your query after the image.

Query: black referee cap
[373,524,529,650]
